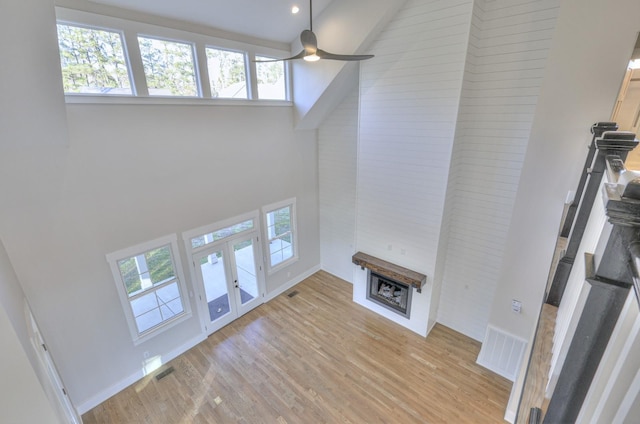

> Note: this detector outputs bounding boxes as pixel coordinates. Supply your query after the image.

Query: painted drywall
[318,87,359,281]
[0,0,68,150]
[354,0,474,336]
[292,0,406,129]
[0,0,322,413]
[0,102,320,410]
[438,0,560,342]
[488,0,640,418]
[488,0,640,345]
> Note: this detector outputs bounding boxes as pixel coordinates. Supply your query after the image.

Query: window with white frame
[255,57,286,100]
[138,36,198,96]
[54,8,291,102]
[106,234,190,344]
[206,47,247,99]
[56,23,132,94]
[263,198,297,272]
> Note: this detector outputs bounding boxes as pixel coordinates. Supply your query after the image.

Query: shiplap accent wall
[354,0,474,335]
[438,0,560,341]
[318,88,359,282]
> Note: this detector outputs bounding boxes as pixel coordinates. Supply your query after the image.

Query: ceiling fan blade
[300,29,318,54]
[316,49,375,61]
[253,50,306,62]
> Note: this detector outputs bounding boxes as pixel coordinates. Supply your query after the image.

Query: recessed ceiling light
[291,5,300,14]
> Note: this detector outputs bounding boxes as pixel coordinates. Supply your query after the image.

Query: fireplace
[366,271,412,318]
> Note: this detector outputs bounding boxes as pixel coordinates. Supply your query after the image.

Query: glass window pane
[118,257,142,295]
[156,282,179,303]
[130,291,159,317]
[135,308,162,333]
[206,48,247,99]
[56,24,132,95]
[255,57,286,100]
[138,36,197,96]
[145,246,175,284]
[160,298,184,320]
[190,219,254,249]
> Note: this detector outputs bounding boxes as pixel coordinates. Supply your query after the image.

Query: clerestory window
[56,23,132,95]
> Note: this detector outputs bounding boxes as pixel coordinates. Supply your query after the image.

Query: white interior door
[192,231,264,334]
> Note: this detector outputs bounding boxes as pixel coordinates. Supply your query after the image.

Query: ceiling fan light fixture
[253,0,374,63]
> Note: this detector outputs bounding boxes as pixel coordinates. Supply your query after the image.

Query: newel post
[547,131,637,306]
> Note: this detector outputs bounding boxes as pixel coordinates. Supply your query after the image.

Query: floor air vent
[155,366,174,381]
[287,290,299,298]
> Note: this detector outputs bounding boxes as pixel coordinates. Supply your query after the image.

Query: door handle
[234,279,238,288]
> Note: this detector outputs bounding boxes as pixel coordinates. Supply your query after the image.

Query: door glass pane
[200,250,230,322]
[233,239,258,305]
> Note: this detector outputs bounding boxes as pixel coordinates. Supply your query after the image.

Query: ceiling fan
[255,0,374,62]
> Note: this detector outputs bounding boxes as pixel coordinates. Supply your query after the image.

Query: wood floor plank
[83,271,511,423]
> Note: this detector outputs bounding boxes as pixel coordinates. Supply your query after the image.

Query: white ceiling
[88,0,334,43]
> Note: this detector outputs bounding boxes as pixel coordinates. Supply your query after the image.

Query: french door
[192,231,264,334]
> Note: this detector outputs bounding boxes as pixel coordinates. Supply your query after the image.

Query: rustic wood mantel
[352,251,427,293]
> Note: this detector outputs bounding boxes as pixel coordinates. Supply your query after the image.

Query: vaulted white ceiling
[88,0,334,43]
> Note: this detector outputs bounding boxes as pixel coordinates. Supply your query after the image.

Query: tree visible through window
[56,24,132,94]
[206,47,247,98]
[138,36,197,96]
[255,57,286,100]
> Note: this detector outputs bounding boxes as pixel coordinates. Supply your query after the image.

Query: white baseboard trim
[504,408,516,423]
[263,265,321,302]
[76,333,206,414]
[77,266,322,414]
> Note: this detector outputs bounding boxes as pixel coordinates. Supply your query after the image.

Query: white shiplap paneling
[355,0,474,336]
[318,88,359,281]
[437,0,560,341]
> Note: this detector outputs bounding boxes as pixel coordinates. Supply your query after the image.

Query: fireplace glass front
[366,271,412,318]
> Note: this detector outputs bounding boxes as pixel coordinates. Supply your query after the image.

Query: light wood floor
[83,271,511,423]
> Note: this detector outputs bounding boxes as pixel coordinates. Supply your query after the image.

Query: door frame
[182,210,266,335]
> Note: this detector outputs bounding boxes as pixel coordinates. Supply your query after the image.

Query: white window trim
[262,198,298,274]
[55,7,292,103]
[182,210,260,255]
[106,234,192,345]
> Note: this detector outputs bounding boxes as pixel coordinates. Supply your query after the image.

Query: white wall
[319,87,359,281]
[488,0,640,417]
[0,0,321,412]
[354,0,474,336]
[0,103,320,411]
[292,0,406,129]
[438,0,560,342]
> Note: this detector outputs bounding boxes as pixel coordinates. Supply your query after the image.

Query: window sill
[65,95,292,107]
[132,310,192,346]
[267,255,299,276]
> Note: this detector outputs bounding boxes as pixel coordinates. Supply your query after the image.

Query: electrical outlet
[512,300,522,314]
